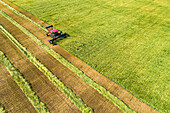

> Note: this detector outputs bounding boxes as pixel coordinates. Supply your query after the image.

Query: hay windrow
[0,24,93,113]
[0,0,48,32]
[0,9,135,113]
[0,51,50,113]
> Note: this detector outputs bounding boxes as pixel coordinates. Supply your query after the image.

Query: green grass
[0,104,6,113]
[0,10,135,113]
[0,50,50,113]
[6,0,170,112]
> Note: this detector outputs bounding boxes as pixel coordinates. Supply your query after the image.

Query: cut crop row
[0,104,6,113]
[0,24,93,113]
[0,8,135,113]
[0,50,50,113]
[0,0,48,32]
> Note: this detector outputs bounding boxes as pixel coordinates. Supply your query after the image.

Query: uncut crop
[6,0,170,112]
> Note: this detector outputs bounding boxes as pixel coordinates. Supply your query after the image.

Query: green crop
[0,25,93,113]
[0,51,50,113]
[0,105,6,113]
[0,10,135,113]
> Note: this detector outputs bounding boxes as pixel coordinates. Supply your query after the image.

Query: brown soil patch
[0,4,123,113]
[0,30,80,113]
[0,64,37,113]
[1,0,159,112]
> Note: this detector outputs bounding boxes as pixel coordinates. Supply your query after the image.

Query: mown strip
[0,9,136,113]
[0,104,6,113]
[0,0,48,32]
[0,51,50,113]
[0,25,93,113]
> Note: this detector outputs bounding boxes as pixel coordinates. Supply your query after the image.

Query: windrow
[0,50,50,113]
[0,104,6,113]
[0,0,48,32]
[0,8,136,113]
[0,25,93,113]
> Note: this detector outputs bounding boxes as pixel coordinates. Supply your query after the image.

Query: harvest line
[0,51,50,113]
[0,9,136,113]
[0,25,93,113]
[0,0,48,32]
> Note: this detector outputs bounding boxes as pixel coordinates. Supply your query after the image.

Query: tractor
[45,25,70,45]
